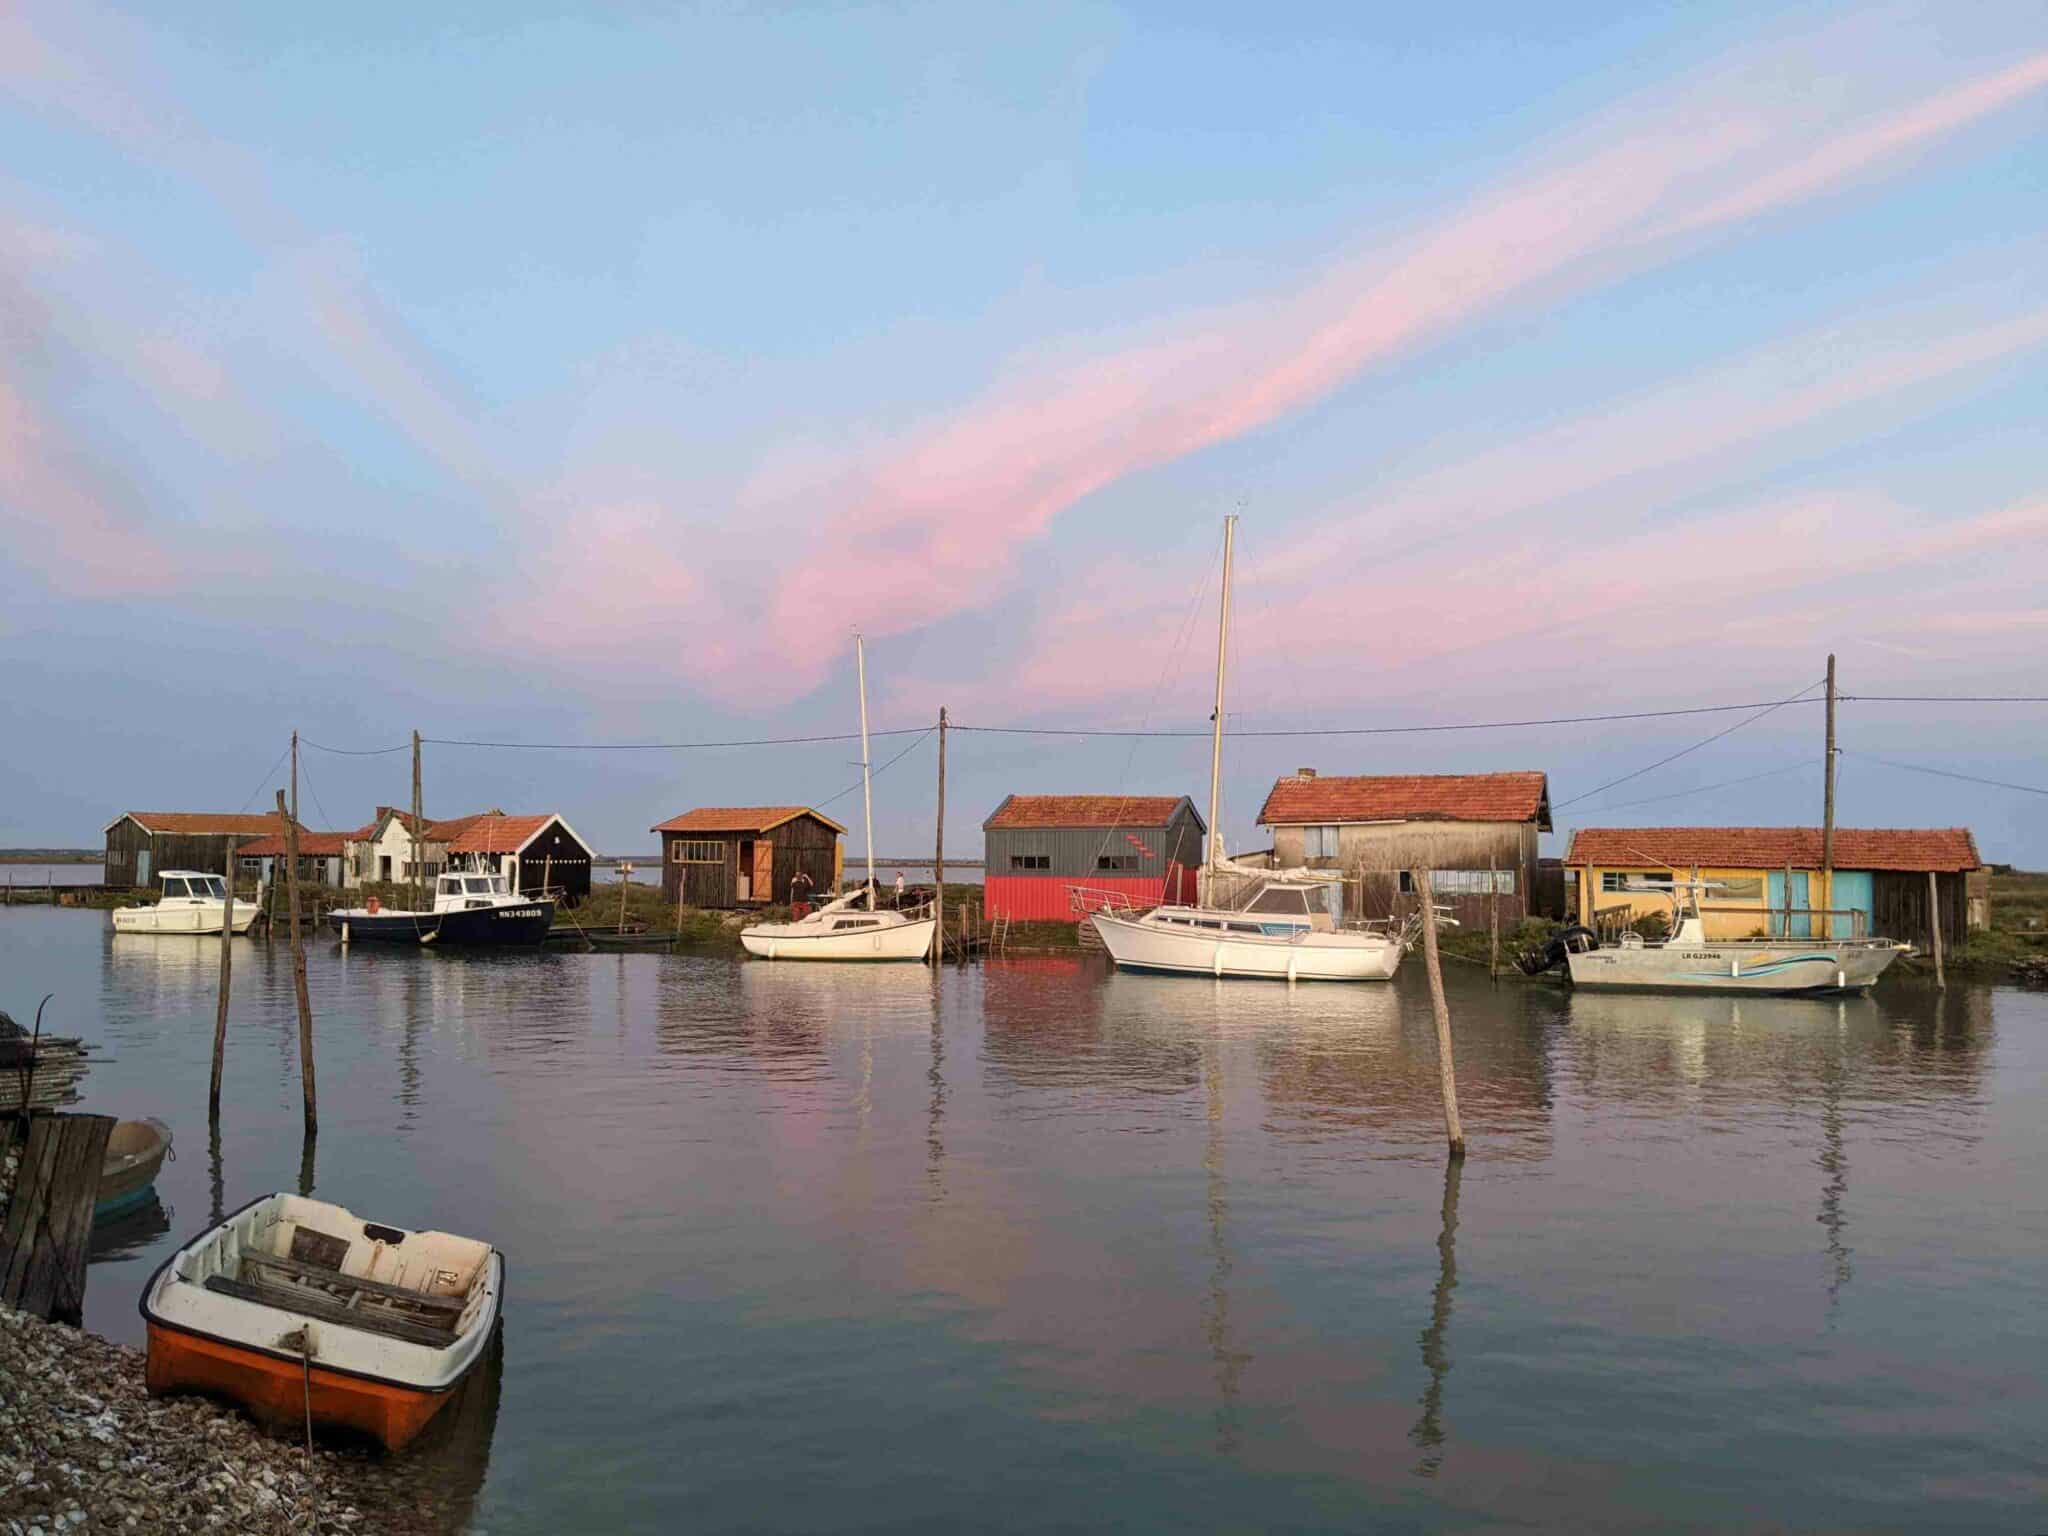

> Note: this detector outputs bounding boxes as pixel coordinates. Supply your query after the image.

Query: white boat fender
[1731,958,1739,977]
[1837,969,1846,990]
[1286,949,1298,983]
[1213,944,1225,977]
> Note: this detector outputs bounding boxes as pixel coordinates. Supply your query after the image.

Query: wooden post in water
[1783,864,1794,941]
[933,706,947,964]
[209,845,234,1122]
[1487,852,1499,982]
[277,791,316,1136]
[1927,869,1945,991]
[1415,868,1465,1160]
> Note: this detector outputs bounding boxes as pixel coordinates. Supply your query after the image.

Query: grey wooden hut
[982,795,1205,922]
[103,812,288,889]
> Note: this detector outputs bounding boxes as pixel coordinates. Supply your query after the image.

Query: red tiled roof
[983,795,1198,830]
[1257,773,1550,828]
[119,812,287,837]
[652,806,847,835]
[445,814,554,854]
[237,830,349,858]
[1563,826,1981,873]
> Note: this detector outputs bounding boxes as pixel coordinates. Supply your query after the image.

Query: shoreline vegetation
[12,872,2046,978]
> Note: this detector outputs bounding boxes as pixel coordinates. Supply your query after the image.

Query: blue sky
[2,1,2044,862]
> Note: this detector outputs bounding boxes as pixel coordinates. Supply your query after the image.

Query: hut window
[674,841,724,863]
[1602,871,1669,894]
[1009,854,1050,871]
[1095,855,1138,872]
[1429,869,1516,895]
[1303,825,1340,859]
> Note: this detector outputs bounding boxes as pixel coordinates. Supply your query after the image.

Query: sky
[2,1,2044,863]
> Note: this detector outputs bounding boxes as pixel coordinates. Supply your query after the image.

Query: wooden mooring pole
[932,706,947,965]
[1487,852,1499,982]
[209,844,235,1122]
[1928,869,1946,991]
[277,791,317,1135]
[1415,869,1465,1160]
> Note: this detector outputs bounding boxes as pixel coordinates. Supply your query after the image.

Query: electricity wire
[1553,680,1826,810]
[1839,751,2048,798]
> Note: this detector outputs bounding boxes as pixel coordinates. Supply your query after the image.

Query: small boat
[1090,517,1415,983]
[1526,878,1908,995]
[328,873,553,947]
[96,1118,173,1219]
[141,1193,503,1452]
[111,872,259,935]
[1091,879,1416,981]
[583,927,679,951]
[740,631,936,963]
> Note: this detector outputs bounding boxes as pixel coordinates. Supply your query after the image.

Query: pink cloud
[643,47,2048,705]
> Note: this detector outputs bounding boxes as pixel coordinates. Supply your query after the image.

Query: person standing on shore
[893,870,906,908]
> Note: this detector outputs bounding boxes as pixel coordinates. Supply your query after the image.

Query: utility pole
[411,729,423,911]
[1822,653,1836,935]
[290,729,299,827]
[933,706,947,965]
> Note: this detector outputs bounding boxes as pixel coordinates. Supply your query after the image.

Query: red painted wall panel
[984,863,1197,922]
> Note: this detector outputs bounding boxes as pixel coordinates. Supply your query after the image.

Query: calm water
[5,907,2044,1533]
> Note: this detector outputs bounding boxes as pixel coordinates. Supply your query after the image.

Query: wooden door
[754,840,774,903]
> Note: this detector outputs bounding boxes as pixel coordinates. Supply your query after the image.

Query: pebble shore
[0,1305,472,1535]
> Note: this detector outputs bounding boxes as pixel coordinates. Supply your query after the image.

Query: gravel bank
[0,1305,489,1534]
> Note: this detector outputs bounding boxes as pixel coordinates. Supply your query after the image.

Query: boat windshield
[162,877,189,898]
[437,876,464,897]
[465,877,497,894]
[193,876,226,899]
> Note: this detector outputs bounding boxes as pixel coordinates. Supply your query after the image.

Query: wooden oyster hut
[652,807,845,909]
[982,795,1205,922]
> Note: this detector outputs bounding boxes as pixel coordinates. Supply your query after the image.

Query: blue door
[1766,870,1812,938]
[1829,870,1873,939]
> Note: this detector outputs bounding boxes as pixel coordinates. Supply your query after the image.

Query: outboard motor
[1516,925,1599,976]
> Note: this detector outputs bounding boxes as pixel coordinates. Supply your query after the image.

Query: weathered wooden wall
[0,1112,115,1324]
[984,809,1204,881]
[661,815,842,909]
[103,820,262,889]
[515,818,594,903]
[1271,820,1539,926]
[1873,870,1970,951]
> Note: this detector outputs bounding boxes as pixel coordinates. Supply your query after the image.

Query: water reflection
[1200,1029,1248,1455]
[88,1190,172,1261]
[1409,1159,1462,1477]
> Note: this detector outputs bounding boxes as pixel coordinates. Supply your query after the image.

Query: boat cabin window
[1247,886,1315,916]
[162,877,190,898]
[437,876,464,897]
[193,876,226,899]
[833,918,881,930]
[464,878,495,894]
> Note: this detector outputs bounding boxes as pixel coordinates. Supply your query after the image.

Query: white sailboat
[1090,517,1413,981]
[740,634,938,963]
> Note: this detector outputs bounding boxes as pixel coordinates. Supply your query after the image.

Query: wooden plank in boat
[243,1251,464,1314]
[202,1273,456,1349]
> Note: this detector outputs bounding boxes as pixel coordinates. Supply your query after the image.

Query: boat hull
[144,1321,455,1451]
[111,904,258,936]
[740,915,936,961]
[96,1119,172,1220]
[1566,941,1904,995]
[328,910,440,943]
[1091,912,1403,981]
[328,901,554,947]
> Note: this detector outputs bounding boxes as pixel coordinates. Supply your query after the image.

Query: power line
[1553,680,1825,810]
[1840,751,2048,798]
[1568,760,1813,814]
[813,727,937,812]
[1843,693,2048,703]
[423,729,930,751]
[300,737,410,757]
[234,744,291,815]
[952,696,1828,740]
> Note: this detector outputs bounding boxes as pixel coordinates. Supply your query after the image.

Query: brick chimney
[1296,767,1317,779]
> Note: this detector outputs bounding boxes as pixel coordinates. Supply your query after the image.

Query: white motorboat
[141,1192,503,1452]
[1532,878,1907,995]
[111,871,258,935]
[740,633,936,963]
[1090,516,1417,982]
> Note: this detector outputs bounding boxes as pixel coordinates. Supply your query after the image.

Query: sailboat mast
[857,632,876,906]
[1207,515,1237,876]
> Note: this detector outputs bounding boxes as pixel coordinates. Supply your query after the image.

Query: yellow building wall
[1574,865,1840,940]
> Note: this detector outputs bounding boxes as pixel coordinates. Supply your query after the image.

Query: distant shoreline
[0,851,98,864]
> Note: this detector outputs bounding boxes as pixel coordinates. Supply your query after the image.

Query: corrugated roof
[983,795,1199,831]
[445,814,553,854]
[1563,826,1981,873]
[236,830,349,858]
[652,806,848,835]
[1257,773,1551,828]
[119,812,288,837]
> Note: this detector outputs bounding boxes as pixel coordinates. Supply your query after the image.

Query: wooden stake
[1487,851,1499,982]
[1415,868,1465,1159]
[209,844,234,1123]
[933,706,947,964]
[278,791,316,1136]
[1928,869,1945,991]
[1783,863,1794,941]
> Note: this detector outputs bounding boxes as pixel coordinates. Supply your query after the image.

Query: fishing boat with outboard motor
[1520,877,1908,995]
[327,873,553,946]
